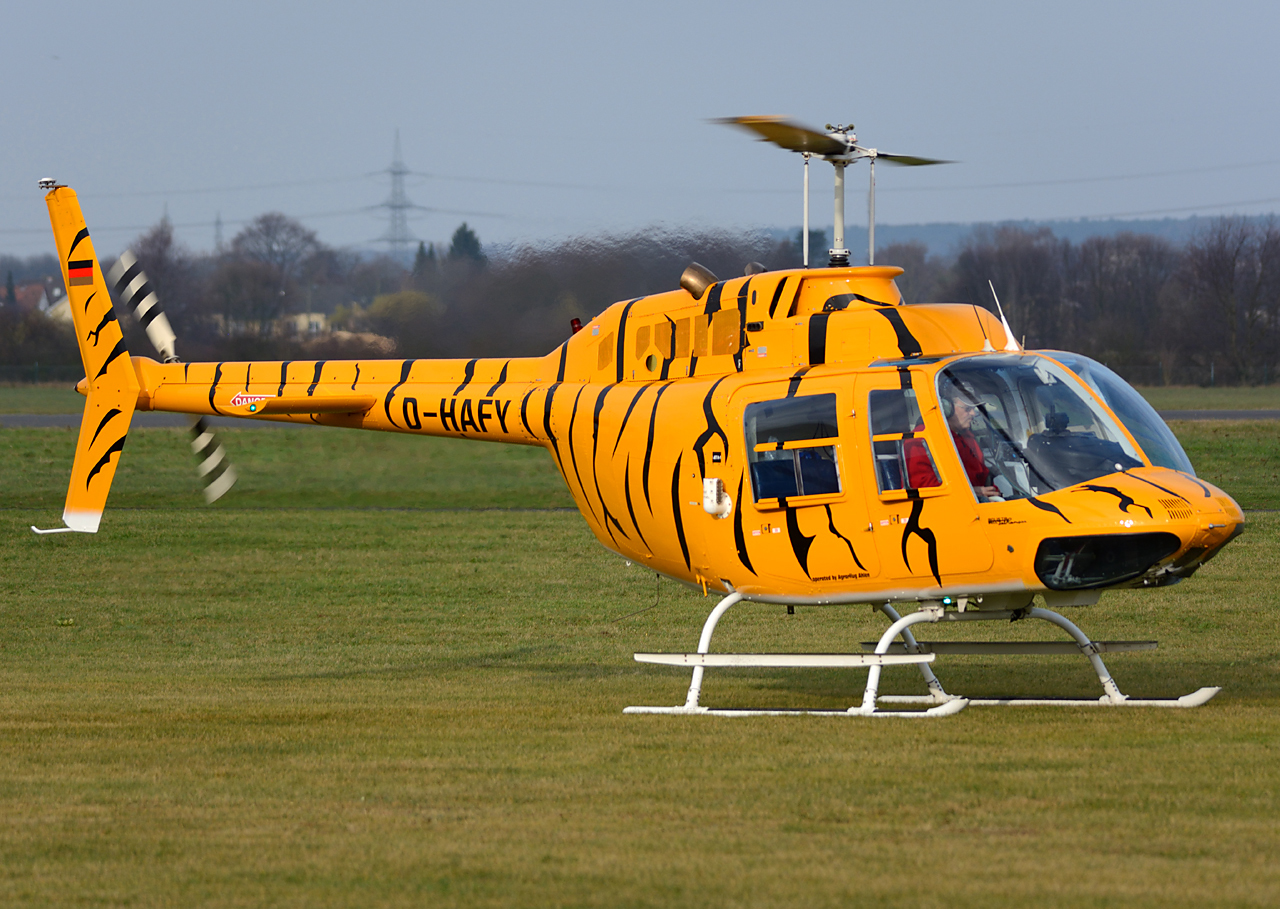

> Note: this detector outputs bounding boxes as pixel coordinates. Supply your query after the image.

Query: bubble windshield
[938,354,1145,500]
[1039,351,1195,475]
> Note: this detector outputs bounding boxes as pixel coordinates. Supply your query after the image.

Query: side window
[868,388,941,493]
[745,393,841,501]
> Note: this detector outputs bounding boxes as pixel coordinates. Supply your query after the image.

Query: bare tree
[1180,216,1280,384]
[230,213,322,297]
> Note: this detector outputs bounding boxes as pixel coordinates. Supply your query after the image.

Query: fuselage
[117,265,1244,608]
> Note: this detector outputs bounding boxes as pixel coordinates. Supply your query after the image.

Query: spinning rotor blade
[715,116,851,157]
[106,250,178,362]
[874,152,952,167]
[106,251,239,503]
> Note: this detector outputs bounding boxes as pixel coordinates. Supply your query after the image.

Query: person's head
[942,383,980,430]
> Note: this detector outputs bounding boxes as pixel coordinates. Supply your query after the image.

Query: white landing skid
[625,593,1219,717]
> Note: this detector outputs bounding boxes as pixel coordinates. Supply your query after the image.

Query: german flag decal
[68,259,95,286]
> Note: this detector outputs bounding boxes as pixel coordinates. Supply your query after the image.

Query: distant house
[282,312,328,336]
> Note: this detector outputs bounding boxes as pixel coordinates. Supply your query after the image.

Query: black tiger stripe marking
[623,458,651,553]
[784,505,816,579]
[785,366,810,398]
[1077,484,1152,518]
[767,277,789,318]
[519,387,538,436]
[702,282,723,316]
[542,383,564,467]
[901,497,941,586]
[822,292,892,310]
[307,361,326,396]
[616,299,640,383]
[556,343,568,382]
[733,473,755,575]
[89,408,122,448]
[86,308,117,345]
[565,386,598,523]
[93,339,128,380]
[277,361,292,398]
[824,504,866,571]
[81,290,95,313]
[691,376,729,477]
[659,315,676,380]
[732,278,751,372]
[485,360,510,397]
[1187,477,1213,498]
[808,312,830,365]
[671,453,691,570]
[454,358,478,395]
[383,359,417,426]
[1027,496,1071,523]
[875,308,923,358]
[351,363,360,390]
[67,228,90,260]
[612,385,648,456]
[85,435,126,488]
[209,362,225,414]
[1128,473,1190,503]
[641,382,674,511]
[590,385,616,520]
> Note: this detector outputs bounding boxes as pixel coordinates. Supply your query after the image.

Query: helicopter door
[858,369,993,584]
[707,379,878,590]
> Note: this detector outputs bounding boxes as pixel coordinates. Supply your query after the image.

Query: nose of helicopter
[1029,467,1244,591]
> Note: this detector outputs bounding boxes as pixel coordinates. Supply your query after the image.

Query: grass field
[2,422,1279,906]
[7,381,1280,414]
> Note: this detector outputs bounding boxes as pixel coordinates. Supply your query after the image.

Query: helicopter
[32,119,1244,717]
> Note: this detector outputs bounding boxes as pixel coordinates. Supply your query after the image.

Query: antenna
[988,280,1022,352]
[716,117,950,268]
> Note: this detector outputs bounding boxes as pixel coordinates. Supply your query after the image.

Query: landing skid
[625,593,1219,717]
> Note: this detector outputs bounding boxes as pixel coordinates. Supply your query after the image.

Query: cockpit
[937,354,1174,501]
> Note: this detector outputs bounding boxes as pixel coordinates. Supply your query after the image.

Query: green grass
[1,424,1278,906]
[0,383,85,414]
[1135,385,1280,410]
[1,427,574,510]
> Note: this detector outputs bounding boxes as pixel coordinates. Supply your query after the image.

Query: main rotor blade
[715,116,850,157]
[876,152,952,167]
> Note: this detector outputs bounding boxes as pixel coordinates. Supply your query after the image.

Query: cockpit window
[1040,351,1195,475]
[938,355,1144,500]
[744,393,841,500]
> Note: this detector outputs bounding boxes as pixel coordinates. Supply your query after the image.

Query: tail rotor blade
[106,250,178,361]
[107,252,240,504]
[190,416,238,503]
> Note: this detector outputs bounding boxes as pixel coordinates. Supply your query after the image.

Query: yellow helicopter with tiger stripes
[33,117,1244,717]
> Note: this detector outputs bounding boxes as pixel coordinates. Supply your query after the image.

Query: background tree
[5,270,15,307]
[230,213,323,300]
[447,223,486,265]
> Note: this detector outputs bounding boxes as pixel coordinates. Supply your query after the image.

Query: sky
[2,1,1279,259]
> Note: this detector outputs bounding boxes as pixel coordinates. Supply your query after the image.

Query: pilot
[942,385,999,500]
[903,383,999,499]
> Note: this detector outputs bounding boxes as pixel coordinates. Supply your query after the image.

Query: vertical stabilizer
[35,185,139,534]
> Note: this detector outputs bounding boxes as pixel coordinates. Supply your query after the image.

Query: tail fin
[33,184,139,534]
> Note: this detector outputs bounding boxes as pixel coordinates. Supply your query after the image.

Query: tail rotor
[106,252,239,503]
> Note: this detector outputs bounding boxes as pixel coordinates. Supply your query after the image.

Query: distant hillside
[767,213,1278,261]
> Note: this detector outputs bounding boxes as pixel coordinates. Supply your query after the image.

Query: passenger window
[868,388,941,493]
[744,393,841,501]
[711,310,740,356]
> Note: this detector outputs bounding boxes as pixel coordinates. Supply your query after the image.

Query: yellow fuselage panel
[111,265,1238,602]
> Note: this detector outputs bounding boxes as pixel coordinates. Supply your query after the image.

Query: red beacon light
[569,318,583,334]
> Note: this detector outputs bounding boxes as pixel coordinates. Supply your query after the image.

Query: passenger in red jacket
[905,387,1000,499]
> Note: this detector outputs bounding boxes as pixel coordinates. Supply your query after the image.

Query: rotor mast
[716,116,949,269]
